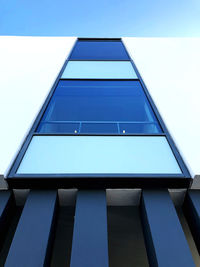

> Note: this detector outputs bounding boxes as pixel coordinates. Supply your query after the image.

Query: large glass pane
[37,80,162,134]
[61,61,137,79]
[70,40,129,60]
[17,136,182,174]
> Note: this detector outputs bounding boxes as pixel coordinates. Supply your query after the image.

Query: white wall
[0,36,76,176]
[123,37,200,177]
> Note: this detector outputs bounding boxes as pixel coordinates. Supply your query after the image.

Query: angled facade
[0,37,200,266]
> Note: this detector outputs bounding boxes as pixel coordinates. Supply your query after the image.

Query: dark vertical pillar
[5,190,58,267]
[0,191,15,250]
[141,189,195,267]
[70,190,109,267]
[183,190,200,254]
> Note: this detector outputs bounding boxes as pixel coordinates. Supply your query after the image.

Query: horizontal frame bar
[78,38,122,41]
[6,176,191,189]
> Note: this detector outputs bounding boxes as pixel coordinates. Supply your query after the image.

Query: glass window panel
[81,123,118,134]
[17,136,182,174]
[61,61,137,79]
[37,122,80,133]
[37,80,162,134]
[70,40,129,60]
[119,123,161,134]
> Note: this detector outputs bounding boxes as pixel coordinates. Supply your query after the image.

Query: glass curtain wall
[14,39,182,175]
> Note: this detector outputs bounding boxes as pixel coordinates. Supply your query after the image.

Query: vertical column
[5,190,58,267]
[141,189,195,267]
[0,191,15,249]
[183,190,200,254]
[70,190,109,267]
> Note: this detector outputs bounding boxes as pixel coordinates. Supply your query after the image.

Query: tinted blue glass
[17,136,181,174]
[81,123,118,133]
[119,123,161,134]
[61,61,137,79]
[37,80,162,134]
[37,122,80,133]
[70,40,129,60]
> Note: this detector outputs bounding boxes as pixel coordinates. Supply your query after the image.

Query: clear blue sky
[0,0,199,37]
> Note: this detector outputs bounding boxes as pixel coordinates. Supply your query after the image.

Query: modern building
[0,36,200,266]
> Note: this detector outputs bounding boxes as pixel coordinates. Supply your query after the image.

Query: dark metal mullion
[70,190,109,267]
[13,173,185,178]
[39,120,159,124]
[5,190,58,267]
[59,78,139,81]
[60,78,139,81]
[69,59,130,61]
[32,133,166,136]
[78,38,121,41]
[141,189,195,267]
